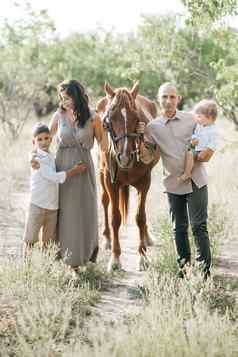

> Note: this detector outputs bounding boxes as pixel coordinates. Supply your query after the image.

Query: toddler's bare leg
[178,150,194,181]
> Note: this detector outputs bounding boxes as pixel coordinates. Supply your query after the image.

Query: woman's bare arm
[49,111,60,137]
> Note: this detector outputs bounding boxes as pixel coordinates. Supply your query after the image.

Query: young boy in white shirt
[179,99,218,182]
[23,122,87,257]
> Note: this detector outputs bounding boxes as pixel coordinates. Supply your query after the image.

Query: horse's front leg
[105,176,122,272]
[135,177,151,270]
[100,170,111,250]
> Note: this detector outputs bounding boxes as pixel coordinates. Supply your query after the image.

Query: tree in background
[0,2,56,139]
[211,28,238,128]
[181,0,238,128]
[1,1,238,137]
[182,0,238,23]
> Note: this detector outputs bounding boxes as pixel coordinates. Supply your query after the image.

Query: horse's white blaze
[121,108,128,158]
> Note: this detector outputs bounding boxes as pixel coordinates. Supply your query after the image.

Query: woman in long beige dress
[49,80,106,269]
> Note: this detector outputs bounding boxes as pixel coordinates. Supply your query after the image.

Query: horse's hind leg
[135,176,151,270]
[100,170,111,250]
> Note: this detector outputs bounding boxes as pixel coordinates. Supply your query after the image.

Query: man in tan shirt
[138,83,214,279]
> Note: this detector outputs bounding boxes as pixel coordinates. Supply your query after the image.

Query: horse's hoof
[107,258,122,273]
[102,238,111,250]
[137,255,150,271]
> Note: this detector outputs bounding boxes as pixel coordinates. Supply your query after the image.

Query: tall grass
[62,278,238,357]
[0,248,109,357]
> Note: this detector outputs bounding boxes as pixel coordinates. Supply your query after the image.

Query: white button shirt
[30,148,66,210]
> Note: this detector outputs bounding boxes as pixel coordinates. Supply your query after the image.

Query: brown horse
[97,82,159,271]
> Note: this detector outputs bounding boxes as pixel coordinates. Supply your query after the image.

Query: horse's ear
[104,82,115,98]
[131,81,139,99]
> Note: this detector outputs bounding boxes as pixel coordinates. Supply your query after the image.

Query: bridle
[103,109,140,155]
[102,90,142,181]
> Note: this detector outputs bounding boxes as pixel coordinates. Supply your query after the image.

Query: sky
[1,0,186,36]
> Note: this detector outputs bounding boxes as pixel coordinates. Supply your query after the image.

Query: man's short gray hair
[158,82,177,96]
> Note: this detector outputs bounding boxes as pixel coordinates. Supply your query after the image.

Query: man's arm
[137,121,160,164]
[139,141,160,164]
[197,148,214,162]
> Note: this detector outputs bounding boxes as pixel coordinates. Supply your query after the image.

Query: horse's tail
[119,185,130,225]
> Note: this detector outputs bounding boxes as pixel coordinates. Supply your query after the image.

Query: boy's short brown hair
[32,122,50,137]
[193,99,218,120]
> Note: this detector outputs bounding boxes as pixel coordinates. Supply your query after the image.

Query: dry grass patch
[0,247,109,356]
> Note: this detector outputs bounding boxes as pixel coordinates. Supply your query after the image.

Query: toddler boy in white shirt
[179,99,218,181]
[23,122,87,257]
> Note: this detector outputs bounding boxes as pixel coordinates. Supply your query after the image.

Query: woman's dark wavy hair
[58,79,90,128]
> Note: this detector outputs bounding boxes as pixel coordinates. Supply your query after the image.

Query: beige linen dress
[55,110,98,266]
